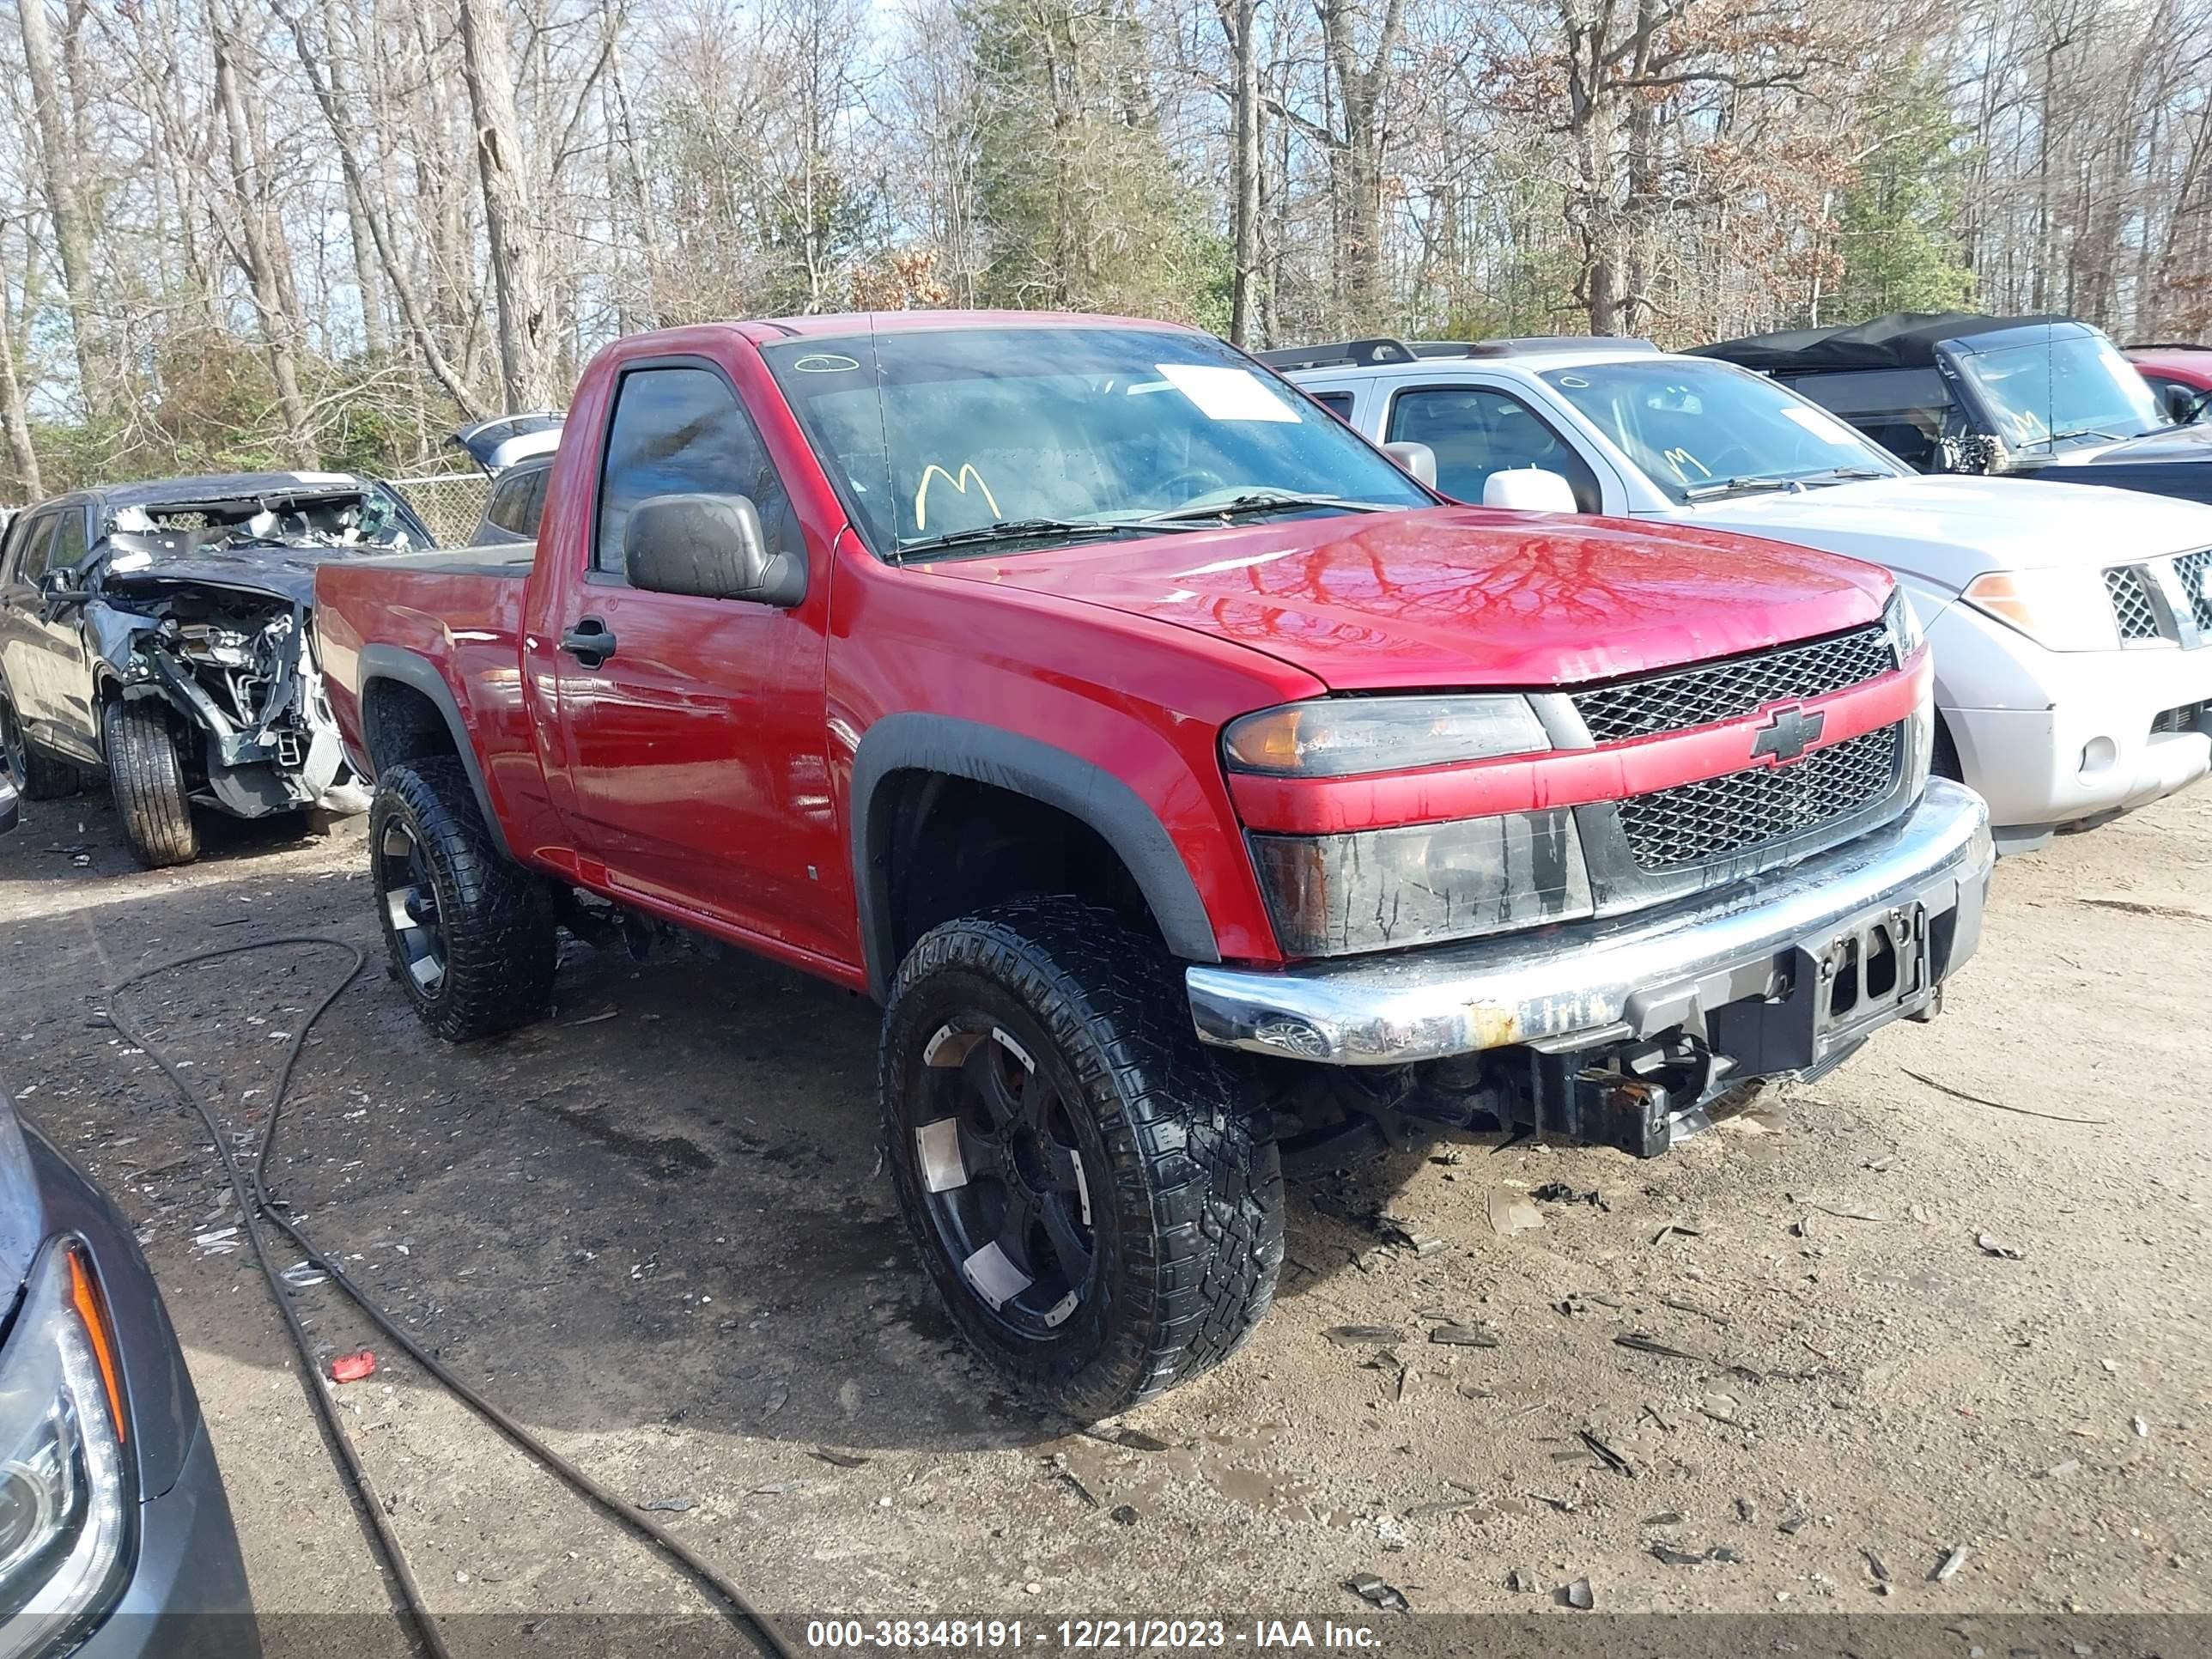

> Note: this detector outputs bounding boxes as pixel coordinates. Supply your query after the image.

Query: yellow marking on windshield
[914,464,1000,530]
[1662,447,1712,482]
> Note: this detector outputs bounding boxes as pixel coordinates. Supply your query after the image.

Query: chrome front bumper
[1188,778,1994,1066]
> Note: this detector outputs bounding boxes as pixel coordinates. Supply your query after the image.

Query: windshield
[762,325,1430,556]
[1950,330,2167,449]
[1539,358,1906,505]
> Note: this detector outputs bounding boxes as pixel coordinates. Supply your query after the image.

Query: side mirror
[1380,441,1437,488]
[623,493,805,606]
[40,569,88,607]
[1482,468,1579,514]
[0,774,18,836]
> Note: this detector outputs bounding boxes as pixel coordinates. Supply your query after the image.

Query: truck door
[546,358,852,969]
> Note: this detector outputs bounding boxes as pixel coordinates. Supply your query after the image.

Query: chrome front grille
[2176,550,2212,633]
[2106,566,2164,641]
[1616,725,1903,872]
[1571,624,1894,744]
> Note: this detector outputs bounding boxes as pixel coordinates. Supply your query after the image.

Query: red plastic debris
[329,1350,377,1383]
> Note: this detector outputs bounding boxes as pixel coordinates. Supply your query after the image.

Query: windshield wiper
[1140,490,1395,525]
[1683,467,1889,501]
[1681,475,1796,501]
[890,518,1179,562]
[1793,466,1894,486]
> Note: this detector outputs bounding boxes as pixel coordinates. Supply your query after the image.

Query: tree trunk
[457,0,556,409]
[207,0,319,465]
[270,0,489,416]
[15,0,104,414]
[1317,0,1405,331]
[0,244,43,501]
[1214,0,1262,344]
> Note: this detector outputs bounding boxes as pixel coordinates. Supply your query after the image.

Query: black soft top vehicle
[1694,312,2212,505]
[0,471,433,867]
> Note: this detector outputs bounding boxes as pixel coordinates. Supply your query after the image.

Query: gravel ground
[1,782,2207,1656]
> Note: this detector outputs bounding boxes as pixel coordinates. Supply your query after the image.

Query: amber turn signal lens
[66,1249,126,1444]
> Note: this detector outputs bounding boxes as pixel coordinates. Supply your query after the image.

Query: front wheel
[368,757,556,1041]
[104,701,198,867]
[880,900,1283,1418]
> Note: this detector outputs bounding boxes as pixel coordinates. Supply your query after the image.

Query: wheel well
[362,678,460,774]
[877,771,1158,969]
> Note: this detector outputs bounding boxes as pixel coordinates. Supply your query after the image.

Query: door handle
[560,617,617,666]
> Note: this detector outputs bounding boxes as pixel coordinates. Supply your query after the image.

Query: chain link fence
[5,474,494,550]
[388,471,493,547]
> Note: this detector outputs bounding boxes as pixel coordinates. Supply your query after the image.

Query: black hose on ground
[104,934,798,1659]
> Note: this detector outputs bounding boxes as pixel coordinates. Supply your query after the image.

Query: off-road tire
[880,899,1284,1419]
[0,690,78,800]
[103,701,198,867]
[369,757,556,1042]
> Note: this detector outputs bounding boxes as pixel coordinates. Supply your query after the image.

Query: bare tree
[457,0,556,408]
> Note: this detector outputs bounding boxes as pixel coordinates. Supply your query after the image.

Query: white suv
[1275,337,2212,851]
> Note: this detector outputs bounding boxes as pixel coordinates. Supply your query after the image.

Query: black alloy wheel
[909,1018,1098,1339]
[378,815,448,1000]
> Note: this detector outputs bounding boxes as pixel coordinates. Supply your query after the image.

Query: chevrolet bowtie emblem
[1751,704,1826,763]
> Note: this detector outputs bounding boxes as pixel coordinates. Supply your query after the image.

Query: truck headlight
[1883,588,1923,663]
[1249,809,1594,957]
[1224,695,1548,777]
[1961,568,2120,653]
[0,1243,134,1659]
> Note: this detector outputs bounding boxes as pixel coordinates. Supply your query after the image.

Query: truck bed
[313,542,548,846]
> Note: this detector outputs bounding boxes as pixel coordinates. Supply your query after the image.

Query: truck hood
[1663,474,2212,590]
[929,507,1888,692]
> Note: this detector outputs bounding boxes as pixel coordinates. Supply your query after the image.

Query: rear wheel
[0,691,79,800]
[880,900,1283,1418]
[103,701,198,867]
[369,757,556,1041]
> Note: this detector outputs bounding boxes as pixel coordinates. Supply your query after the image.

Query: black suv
[0,472,434,866]
[1695,313,2212,506]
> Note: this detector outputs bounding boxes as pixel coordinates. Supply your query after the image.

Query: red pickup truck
[315,312,1993,1415]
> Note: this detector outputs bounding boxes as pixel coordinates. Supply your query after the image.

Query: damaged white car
[0,471,434,866]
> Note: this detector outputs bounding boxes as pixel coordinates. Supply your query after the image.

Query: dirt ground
[2,781,2208,1655]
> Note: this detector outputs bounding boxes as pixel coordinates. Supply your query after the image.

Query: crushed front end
[79,486,414,819]
[93,585,366,817]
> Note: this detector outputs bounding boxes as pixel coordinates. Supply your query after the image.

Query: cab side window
[50,507,88,570]
[593,365,798,578]
[1387,386,1601,511]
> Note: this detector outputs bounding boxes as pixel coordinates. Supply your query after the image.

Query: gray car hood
[1661,473,2212,588]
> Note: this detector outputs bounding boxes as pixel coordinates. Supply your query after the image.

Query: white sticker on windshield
[1155,363,1299,423]
[1780,405,1863,447]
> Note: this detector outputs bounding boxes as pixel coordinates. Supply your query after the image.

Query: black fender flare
[356,644,514,860]
[848,712,1221,999]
